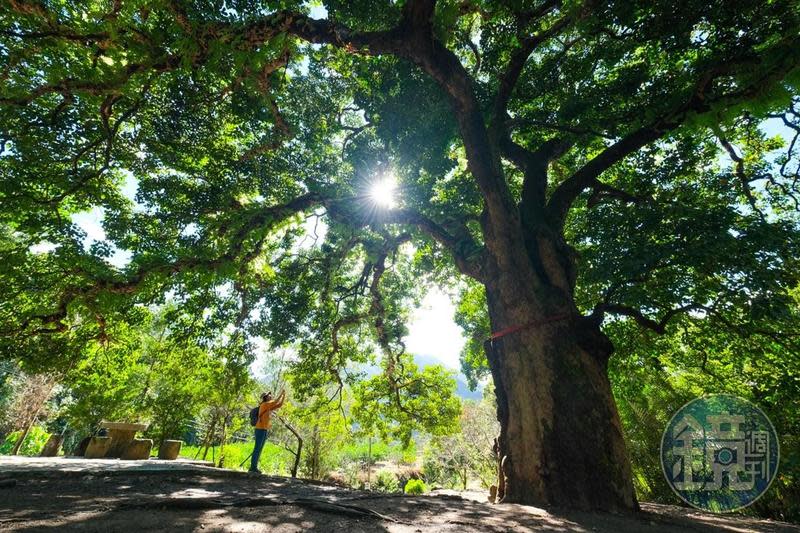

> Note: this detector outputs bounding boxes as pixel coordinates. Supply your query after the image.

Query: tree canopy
[2,0,799,512]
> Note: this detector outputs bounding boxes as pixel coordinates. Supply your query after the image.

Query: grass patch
[179,441,294,474]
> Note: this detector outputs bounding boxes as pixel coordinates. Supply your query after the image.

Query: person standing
[249,389,286,474]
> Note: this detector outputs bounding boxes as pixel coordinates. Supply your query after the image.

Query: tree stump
[121,438,153,460]
[158,440,182,460]
[39,434,63,457]
[85,436,112,459]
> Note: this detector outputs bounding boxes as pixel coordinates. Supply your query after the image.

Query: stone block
[85,436,112,459]
[98,422,149,458]
[157,440,182,460]
[40,434,63,457]
[105,429,136,458]
[72,436,91,456]
[121,438,153,460]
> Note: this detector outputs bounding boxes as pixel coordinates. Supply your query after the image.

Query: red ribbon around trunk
[488,312,572,341]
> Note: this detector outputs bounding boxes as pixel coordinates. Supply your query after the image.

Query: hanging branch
[275,414,302,478]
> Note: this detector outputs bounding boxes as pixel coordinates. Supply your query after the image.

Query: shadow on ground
[1,457,798,532]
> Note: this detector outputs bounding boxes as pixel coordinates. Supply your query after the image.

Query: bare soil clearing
[1,457,797,532]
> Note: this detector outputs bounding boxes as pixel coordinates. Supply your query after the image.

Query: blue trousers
[250,428,269,472]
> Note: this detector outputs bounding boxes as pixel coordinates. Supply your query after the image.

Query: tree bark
[424,35,638,506]
[481,235,636,511]
[391,10,638,509]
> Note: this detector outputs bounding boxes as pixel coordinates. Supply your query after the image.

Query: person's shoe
[248,468,261,474]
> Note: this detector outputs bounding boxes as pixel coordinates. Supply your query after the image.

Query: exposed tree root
[119,496,402,523]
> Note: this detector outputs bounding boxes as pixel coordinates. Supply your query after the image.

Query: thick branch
[586,181,650,208]
[547,37,800,226]
[411,44,516,225]
[500,135,572,211]
[382,208,485,280]
[6,193,323,336]
[547,126,665,225]
[506,117,616,140]
[491,6,570,130]
[593,303,697,334]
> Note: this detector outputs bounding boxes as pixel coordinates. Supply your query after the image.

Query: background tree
[2,0,800,512]
[424,391,498,490]
[284,390,351,480]
[0,361,18,439]
[141,345,211,446]
[3,371,58,455]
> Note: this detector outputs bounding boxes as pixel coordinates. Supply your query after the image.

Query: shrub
[375,470,400,493]
[404,478,427,495]
[0,425,50,456]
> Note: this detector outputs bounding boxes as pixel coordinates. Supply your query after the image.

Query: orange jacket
[256,395,284,430]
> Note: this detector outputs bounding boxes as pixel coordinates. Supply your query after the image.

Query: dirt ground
[1,457,798,532]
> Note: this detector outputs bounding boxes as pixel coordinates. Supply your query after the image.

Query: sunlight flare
[369,174,398,209]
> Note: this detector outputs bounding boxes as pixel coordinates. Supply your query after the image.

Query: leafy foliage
[608,309,800,520]
[0,426,49,456]
[2,0,800,515]
[374,470,401,493]
[352,354,461,446]
[404,478,428,495]
[423,391,498,490]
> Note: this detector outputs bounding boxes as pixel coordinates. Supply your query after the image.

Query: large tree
[2,0,799,511]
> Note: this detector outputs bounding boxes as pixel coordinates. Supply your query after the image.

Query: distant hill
[358,353,482,401]
[255,350,484,401]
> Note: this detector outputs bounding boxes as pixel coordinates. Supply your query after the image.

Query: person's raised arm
[275,389,286,408]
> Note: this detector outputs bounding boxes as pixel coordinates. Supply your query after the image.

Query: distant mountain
[352,353,482,400]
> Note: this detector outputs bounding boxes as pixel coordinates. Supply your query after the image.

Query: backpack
[249,406,259,427]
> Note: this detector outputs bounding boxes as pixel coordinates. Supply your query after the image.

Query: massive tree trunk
[412,32,638,509]
[385,7,640,510]
[481,223,637,512]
